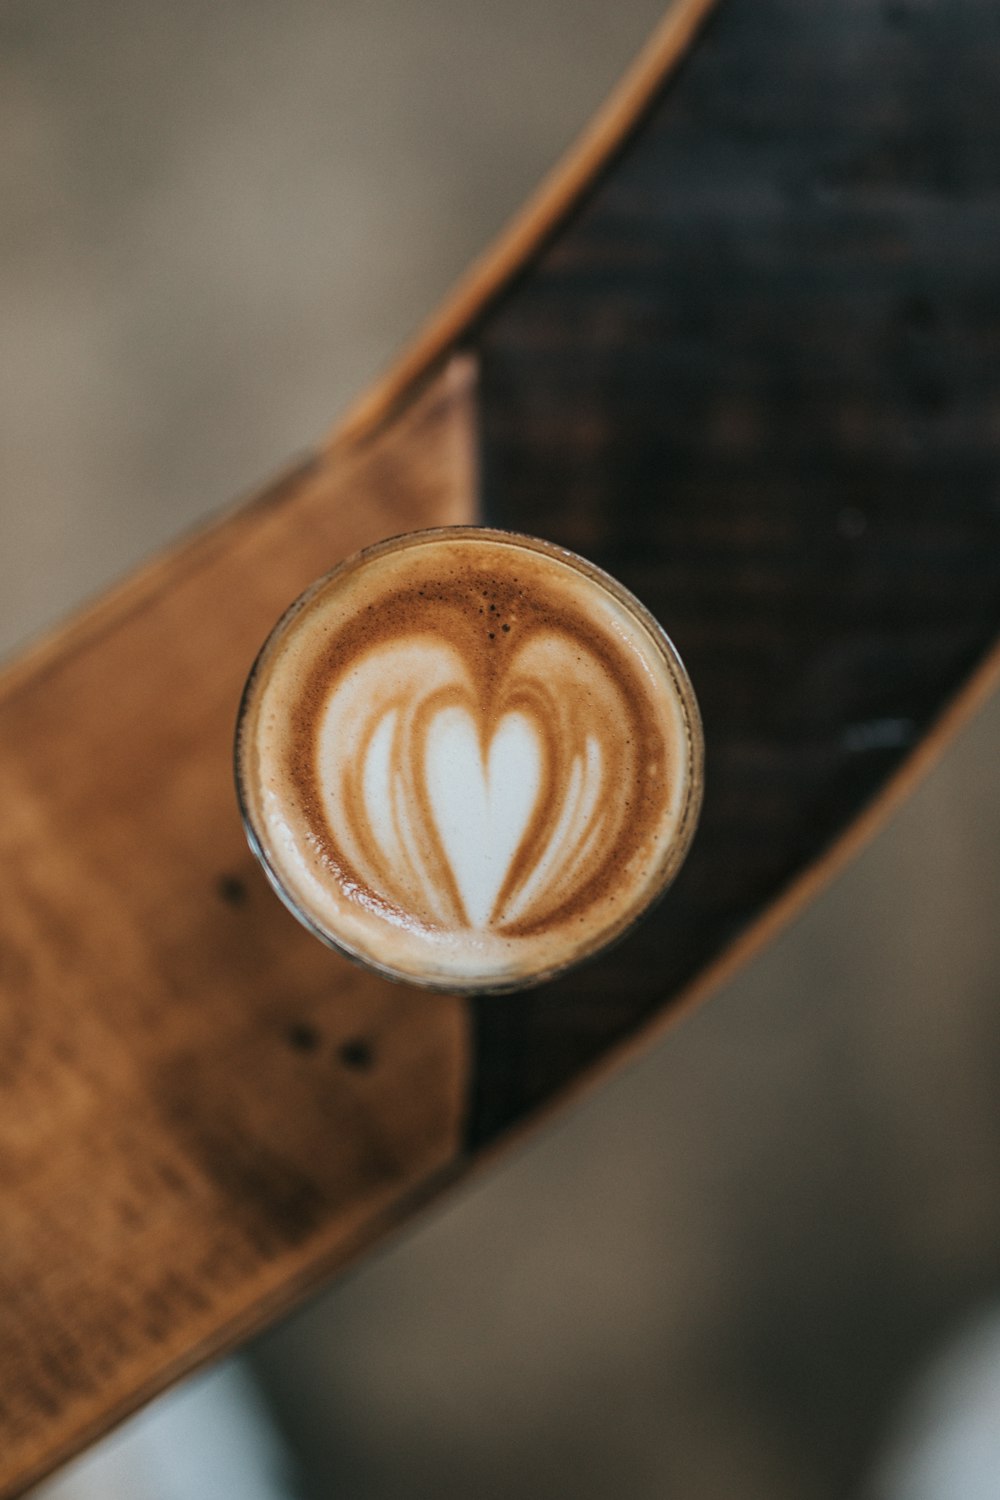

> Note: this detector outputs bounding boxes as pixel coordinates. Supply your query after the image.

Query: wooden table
[3,1,1000,1491]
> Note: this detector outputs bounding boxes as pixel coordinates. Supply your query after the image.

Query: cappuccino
[236,528,702,991]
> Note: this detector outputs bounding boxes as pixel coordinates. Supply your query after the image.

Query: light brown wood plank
[0,357,476,1497]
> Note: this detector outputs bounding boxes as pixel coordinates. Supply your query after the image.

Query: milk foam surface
[237,529,701,991]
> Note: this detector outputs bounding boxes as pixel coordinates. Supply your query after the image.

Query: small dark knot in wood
[286,1022,321,1053]
[338,1037,375,1072]
[216,873,249,907]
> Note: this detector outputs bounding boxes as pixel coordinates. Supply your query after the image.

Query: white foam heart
[315,635,625,935]
[423,706,542,929]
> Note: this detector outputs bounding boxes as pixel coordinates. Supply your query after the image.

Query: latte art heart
[238,529,701,990]
[315,633,623,936]
[423,706,542,929]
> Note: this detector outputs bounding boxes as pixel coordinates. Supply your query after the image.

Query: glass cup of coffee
[235,527,703,993]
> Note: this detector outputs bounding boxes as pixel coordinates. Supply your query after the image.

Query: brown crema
[237,529,702,992]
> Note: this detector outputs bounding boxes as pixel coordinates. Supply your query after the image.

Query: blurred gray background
[4,1,999,1497]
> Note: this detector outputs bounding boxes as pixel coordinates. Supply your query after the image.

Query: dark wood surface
[2,0,1000,1490]
[468,0,1000,1139]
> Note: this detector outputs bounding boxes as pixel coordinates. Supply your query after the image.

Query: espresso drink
[236,528,702,991]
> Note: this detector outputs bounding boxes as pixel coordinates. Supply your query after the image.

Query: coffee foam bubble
[237,529,701,991]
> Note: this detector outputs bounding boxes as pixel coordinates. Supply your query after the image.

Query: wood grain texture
[467,0,1000,1137]
[0,359,476,1496]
